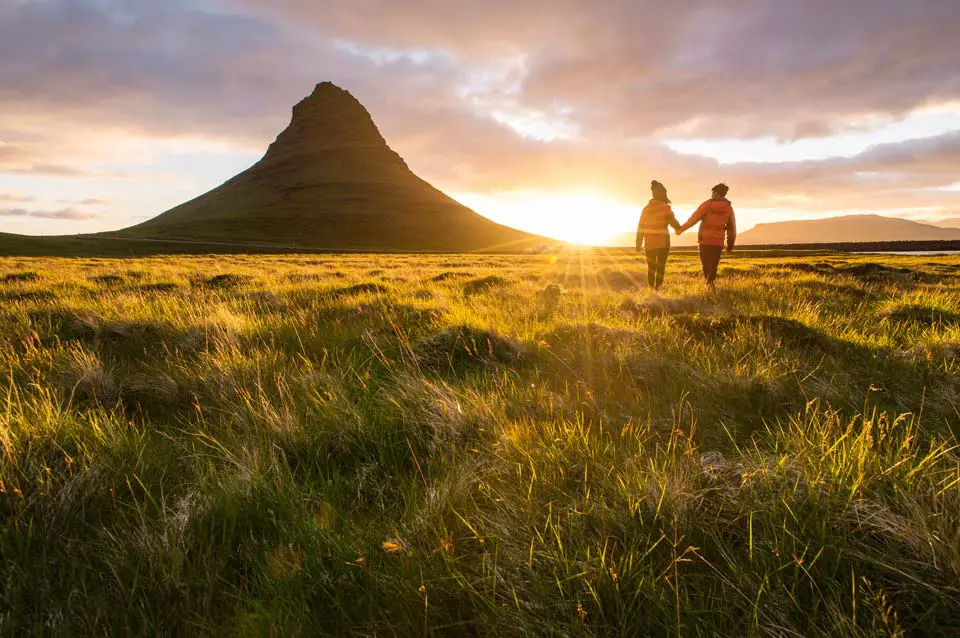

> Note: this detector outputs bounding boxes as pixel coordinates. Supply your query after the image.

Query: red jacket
[679,197,737,248]
[636,200,681,250]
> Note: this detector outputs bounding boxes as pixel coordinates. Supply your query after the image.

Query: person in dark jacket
[636,180,681,291]
[677,183,737,290]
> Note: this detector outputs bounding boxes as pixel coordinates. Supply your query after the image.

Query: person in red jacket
[677,183,737,290]
[636,180,681,290]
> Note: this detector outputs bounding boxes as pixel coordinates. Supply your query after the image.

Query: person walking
[636,180,681,291]
[677,183,737,290]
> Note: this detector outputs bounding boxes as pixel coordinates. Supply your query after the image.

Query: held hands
[674,228,683,236]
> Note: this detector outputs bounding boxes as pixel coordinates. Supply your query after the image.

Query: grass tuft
[330,282,389,297]
[882,304,960,327]
[2,271,41,283]
[414,324,525,372]
[463,275,508,295]
[201,273,251,289]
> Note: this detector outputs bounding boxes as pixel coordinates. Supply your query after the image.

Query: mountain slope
[120,83,544,251]
[738,214,960,245]
[932,217,960,229]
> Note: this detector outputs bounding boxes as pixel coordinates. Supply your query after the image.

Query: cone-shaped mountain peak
[264,82,394,160]
[120,83,545,251]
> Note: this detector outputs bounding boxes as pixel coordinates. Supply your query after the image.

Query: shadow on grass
[719,266,764,278]
[789,279,875,302]
[139,282,180,293]
[414,325,524,374]
[536,312,956,438]
[195,273,251,289]
[776,262,921,284]
[2,272,41,283]
[431,271,473,282]
[670,314,837,351]
[89,274,125,286]
[547,269,646,291]
[462,275,508,296]
[881,304,960,327]
[328,282,389,297]
[0,290,58,303]
[620,295,706,317]
[26,308,231,362]
[598,269,645,291]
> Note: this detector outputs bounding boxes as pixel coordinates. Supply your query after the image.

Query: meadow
[0,249,958,636]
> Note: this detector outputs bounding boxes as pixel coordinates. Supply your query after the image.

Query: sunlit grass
[0,250,958,634]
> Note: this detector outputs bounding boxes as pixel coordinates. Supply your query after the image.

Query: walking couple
[636,181,737,291]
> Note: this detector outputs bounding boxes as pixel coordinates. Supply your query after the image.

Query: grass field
[1,250,958,636]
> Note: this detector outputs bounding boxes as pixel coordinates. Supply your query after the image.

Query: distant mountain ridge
[117,82,546,251]
[738,214,960,245]
[931,217,960,229]
[606,213,960,247]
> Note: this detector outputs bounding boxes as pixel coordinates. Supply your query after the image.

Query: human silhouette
[677,183,737,290]
[636,180,681,290]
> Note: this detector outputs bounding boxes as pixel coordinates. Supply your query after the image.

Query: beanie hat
[651,180,670,202]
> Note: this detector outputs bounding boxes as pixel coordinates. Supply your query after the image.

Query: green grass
[1,250,958,635]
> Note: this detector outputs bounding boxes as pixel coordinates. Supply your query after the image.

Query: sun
[454,190,640,245]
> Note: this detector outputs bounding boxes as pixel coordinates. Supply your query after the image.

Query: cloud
[0,207,100,221]
[0,0,958,227]
[854,131,960,176]
[0,0,339,144]
[227,0,960,216]
[0,191,36,204]
[0,142,116,176]
[240,0,960,139]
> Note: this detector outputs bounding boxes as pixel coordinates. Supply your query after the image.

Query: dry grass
[0,249,958,635]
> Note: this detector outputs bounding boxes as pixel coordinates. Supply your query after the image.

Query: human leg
[699,245,723,285]
[644,248,659,288]
[655,247,669,289]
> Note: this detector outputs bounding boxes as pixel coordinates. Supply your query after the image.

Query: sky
[2,0,959,244]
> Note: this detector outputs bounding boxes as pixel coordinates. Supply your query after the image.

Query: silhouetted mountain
[119,83,545,251]
[738,214,960,245]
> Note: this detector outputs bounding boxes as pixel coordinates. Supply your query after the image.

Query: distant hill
[117,82,546,252]
[738,214,960,245]
[607,213,960,247]
[931,217,960,229]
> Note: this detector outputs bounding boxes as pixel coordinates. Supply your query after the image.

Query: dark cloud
[240,0,960,138]
[855,131,960,176]
[0,0,320,144]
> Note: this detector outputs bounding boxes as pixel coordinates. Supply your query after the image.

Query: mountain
[931,217,960,229]
[737,214,960,245]
[119,83,545,251]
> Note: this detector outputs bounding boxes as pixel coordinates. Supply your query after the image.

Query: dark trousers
[644,247,670,289]
[699,245,723,284]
